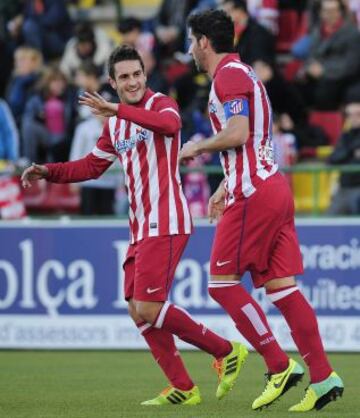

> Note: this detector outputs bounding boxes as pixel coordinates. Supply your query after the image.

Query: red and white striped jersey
[46,89,192,243]
[208,53,278,205]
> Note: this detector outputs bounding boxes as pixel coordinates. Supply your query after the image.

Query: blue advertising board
[0,219,359,350]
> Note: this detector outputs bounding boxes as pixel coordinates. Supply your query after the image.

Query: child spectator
[6,46,43,125]
[21,67,77,163]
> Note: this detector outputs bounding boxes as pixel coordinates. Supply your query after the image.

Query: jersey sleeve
[117,95,181,135]
[46,119,117,183]
[214,67,253,120]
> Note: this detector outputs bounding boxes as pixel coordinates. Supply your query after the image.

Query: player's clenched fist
[21,163,48,188]
[179,140,199,163]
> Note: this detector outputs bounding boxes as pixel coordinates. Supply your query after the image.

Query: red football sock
[153,302,232,359]
[137,321,194,391]
[209,282,289,373]
[267,286,332,383]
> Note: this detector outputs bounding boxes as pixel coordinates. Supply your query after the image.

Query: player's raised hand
[208,184,225,223]
[21,163,48,188]
[179,140,199,163]
[78,91,118,117]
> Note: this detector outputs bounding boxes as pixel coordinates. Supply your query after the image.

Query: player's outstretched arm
[78,92,118,117]
[21,163,49,188]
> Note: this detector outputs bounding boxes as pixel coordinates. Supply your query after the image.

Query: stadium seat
[309,111,344,145]
[291,170,339,213]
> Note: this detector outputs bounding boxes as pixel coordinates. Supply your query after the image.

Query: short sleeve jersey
[208,53,278,205]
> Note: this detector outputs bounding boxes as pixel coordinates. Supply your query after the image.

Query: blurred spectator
[247,0,279,35]
[0,0,23,96]
[0,98,25,220]
[74,62,115,120]
[252,59,307,124]
[142,50,169,94]
[118,17,155,54]
[6,46,43,126]
[222,0,276,65]
[277,112,328,150]
[69,114,120,215]
[328,99,360,214]
[155,0,198,58]
[22,0,73,60]
[299,0,360,110]
[345,0,360,28]
[21,67,77,164]
[182,133,211,217]
[272,113,297,168]
[0,99,19,163]
[60,22,113,80]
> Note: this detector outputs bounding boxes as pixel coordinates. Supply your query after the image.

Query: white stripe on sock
[267,286,299,302]
[241,303,268,336]
[154,301,171,329]
[208,281,239,288]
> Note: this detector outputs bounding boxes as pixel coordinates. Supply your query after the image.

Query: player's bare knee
[128,299,142,323]
[264,276,296,291]
[135,301,163,324]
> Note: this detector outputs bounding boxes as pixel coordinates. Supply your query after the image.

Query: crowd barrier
[0,218,359,351]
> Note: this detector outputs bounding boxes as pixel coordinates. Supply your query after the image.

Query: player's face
[188,29,206,72]
[110,60,147,104]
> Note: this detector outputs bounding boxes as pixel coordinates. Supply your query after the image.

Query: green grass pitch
[0,351,358,418]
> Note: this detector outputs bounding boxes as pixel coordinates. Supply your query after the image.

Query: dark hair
[77,62,100,78]
[222,0,248,13]
[108,45,145,79]
[75,22,95,43]
[187,9,234,53]
[118,17,142,34]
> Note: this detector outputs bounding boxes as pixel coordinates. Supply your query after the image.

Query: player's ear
[108,77,117,91]
[199,35,209,50]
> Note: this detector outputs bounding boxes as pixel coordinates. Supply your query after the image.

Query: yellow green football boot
[141,385,201,406]
[252,358,304,410]
[213,341,248,400]
[289,371,344,412]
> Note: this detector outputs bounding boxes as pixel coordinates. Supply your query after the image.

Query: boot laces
[212,358,223,381]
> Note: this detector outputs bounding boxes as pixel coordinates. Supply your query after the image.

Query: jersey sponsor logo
[258,145,274,164]
[209,100,217,114]
[146,287,162,294]
[216,260,231,267]
[114,127,149,154]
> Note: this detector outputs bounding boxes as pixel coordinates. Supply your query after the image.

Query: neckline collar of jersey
[213,53,241,78]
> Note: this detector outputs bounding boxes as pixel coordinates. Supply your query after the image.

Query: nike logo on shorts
[216,260,231,267]
[146,287,162,294]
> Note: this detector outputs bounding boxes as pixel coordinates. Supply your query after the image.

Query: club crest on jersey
[229,99,243,114]
[209,100,217,114]
[114,127,149,154]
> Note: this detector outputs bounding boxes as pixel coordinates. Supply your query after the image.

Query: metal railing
[180,164,360,216]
